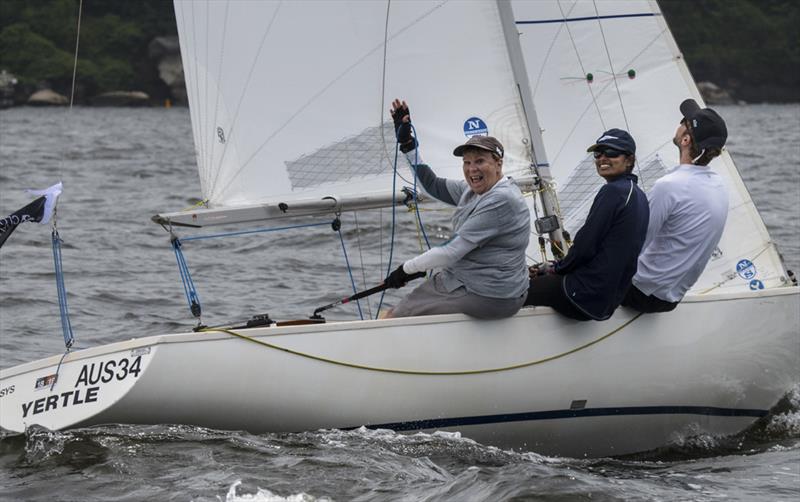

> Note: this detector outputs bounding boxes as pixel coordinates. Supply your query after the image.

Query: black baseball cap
[679,98,727,150]
[453,135,504,158]
[586,128,636,155]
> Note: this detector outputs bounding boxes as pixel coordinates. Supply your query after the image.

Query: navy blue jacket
[555,173,649,320]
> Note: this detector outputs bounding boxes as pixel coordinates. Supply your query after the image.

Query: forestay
[173,0,535,212]
[512,0,788,296]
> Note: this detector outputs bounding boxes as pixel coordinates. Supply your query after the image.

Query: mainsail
[173,0,535,210]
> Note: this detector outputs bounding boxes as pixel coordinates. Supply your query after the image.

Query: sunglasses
[593,148,626,159]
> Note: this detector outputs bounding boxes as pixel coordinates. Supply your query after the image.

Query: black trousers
[621,285,678,313]
[524,274,591,321]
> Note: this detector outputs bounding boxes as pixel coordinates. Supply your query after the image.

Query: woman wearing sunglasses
[524,128,649,321]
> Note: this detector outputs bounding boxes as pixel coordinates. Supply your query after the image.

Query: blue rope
[172,237,202,319]
[375,144,400,318]
[51,229,74,348]
[181,221,331,242]
[337,227,364,319]
[410,124,431,249]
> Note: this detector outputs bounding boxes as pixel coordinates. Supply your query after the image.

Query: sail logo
[463,117,488,137]
[749,279,764,290]
[736,259,756,280]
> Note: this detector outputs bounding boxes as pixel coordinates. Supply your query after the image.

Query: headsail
[172,0,535,213]
[512,0,788,295]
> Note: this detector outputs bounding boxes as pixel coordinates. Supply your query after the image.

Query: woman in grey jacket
[383,100,530,319]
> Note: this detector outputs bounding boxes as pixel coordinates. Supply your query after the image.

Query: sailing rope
[202,313,642,375]
[409,124,431,250]
[171,236,202,321]
[336,219,364,319]
[52,227,75,349]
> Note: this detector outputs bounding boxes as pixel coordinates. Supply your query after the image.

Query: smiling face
[593,148,632,181]
[462,148,503,194]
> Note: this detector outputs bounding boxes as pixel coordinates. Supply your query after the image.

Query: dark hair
[686,122,722,166]
[625,154,636,174]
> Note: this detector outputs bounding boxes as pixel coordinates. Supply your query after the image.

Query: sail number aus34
[74,355,143,387]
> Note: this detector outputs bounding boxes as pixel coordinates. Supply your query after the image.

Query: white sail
[174,0,535,211]
[512,0,789,295]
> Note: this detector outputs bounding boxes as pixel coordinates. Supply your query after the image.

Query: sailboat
[1,0,797,458]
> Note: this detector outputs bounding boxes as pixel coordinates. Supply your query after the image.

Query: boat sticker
[34,374,58,391]
[131,346,151,357]
[749,279,764,290]
[736,259,756,280]
[463,117,488,137]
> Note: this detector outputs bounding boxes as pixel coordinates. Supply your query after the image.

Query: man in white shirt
[622,99,729,313]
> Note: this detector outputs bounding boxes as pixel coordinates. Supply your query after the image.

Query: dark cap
[586,128,636,155]
[453,135,504,158]
[679,98,727,151]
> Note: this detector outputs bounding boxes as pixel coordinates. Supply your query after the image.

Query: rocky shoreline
[0,35,778,109]
[0,36,185,109]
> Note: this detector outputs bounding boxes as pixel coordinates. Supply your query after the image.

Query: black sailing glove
[390,102,417,154]
[384,264,426,289]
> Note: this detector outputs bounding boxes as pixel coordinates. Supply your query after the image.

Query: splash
[222,480,331,502]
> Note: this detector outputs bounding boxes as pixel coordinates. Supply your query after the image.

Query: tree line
[1,0,797,103]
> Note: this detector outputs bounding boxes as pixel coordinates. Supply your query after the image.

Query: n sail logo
[463,117,488,137]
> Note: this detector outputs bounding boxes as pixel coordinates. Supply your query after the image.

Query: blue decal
[736,259,756,280]
[749,279,764,290]
[463,117,488,137]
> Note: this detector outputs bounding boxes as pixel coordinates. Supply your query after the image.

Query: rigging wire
[46,0,83,387]
[591,0,646,186]
[557,0,606,131]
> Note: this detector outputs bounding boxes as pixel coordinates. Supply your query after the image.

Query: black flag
[0,196,47,248]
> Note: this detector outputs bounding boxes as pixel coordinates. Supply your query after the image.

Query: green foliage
[0,0,797,102]
[660,0,799,101]
[0,0,175,99]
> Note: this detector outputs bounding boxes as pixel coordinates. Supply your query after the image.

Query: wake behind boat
[1,0,798,458]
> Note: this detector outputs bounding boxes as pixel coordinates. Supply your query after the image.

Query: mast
[496,0,567,257]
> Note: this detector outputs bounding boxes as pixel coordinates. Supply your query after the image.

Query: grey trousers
[390,272,526,319]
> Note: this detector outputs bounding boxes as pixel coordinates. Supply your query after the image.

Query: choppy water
[1,105,798,501]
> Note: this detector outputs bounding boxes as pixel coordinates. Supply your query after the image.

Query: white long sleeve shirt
[632,164,728,302]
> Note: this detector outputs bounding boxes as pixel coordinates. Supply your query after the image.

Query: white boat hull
[2,287,797,457]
